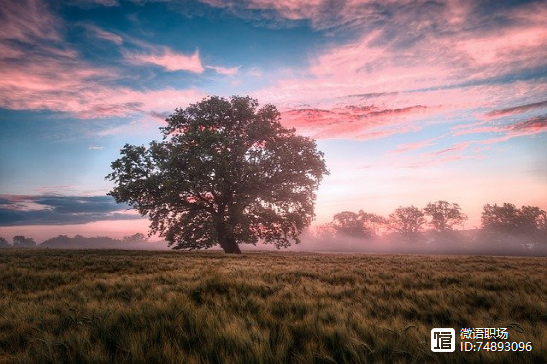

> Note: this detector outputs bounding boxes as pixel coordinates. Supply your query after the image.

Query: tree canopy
[388,206,426,239]
[424,200,467,232]
[12,235,36,248]
[0,237,10,248]
[107,96,328,253]
[332,211,368,238]
[481,203,546,234]
[331,210,385,238]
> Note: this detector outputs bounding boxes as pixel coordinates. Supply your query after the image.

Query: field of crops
[0,249,546,363]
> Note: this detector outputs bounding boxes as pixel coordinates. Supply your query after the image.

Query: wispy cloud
[206,65,240,75]
[453,114,547,149]
[484,100,547,119]
[0,0,61,43]
[82,23,123,44]
[125,48,204,73]
[280,104,436,140]
[478,115,547,145]
[389,135,446,155]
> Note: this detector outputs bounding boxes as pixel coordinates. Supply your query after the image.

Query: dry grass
[0,249,546,363]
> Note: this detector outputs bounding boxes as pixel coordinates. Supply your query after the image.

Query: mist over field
[1,228,545,257]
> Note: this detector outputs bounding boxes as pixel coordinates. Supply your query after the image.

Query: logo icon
[431,328,455,352]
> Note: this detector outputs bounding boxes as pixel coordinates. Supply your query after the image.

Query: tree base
[224,247,242,254]
[220,238,242,254]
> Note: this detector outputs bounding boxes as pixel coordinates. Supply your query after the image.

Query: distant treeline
[310,201,546,255]
[323,201,546,238]
[0,233,168,250]
[0,202,545,255]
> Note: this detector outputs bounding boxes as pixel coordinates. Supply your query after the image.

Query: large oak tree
[107,96,328,253]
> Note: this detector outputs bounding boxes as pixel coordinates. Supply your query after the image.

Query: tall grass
[0,250,545,363]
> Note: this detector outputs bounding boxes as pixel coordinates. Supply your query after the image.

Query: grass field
[0,249,546,363]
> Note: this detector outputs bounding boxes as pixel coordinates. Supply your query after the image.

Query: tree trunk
[216,219,242,254]
[219,235,241,254]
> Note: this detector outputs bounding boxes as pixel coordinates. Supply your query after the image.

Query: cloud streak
[83,23,123,44]
[280,103,438,140]
[389,135,446,155]
[484,100,547,119]
[125,48,204,73]
[0,195,141,226]
[205,65,240,75]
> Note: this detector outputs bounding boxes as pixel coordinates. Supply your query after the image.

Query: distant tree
[0,237,10,248]
[41,235,123,249]
[332,211,369,237]
[359,210,386,236]
[481,203,546,234]
[107,96,328,254]
[388,206,426,239]
[331,210,386,238]
[311,223,337,240]
[40,235,72,249]
[519,205,547,233]
[122,233,148,244]
[424,200,467,232]
[12,235,36,248]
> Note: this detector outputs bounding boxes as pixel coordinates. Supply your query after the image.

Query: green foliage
[107,96,328,253]
[122,233,148,244]
[40,235,127,249]
[0,250,546,363]
[481,203,547,234]
[388,206,426,239]
[332,211,368,237]
[424,200,467,232]
[0,237,10,248]
[331,211,386,238]
[12,235,36,248]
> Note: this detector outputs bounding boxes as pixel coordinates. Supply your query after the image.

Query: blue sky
[0,0,546,241]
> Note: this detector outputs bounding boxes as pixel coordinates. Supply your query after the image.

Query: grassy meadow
[0,249,546,363]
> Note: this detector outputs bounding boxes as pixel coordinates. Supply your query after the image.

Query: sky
[0,0,546,242]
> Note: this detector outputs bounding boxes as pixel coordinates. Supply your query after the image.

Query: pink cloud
[454,115,547,145]
[123,38,236,76]
[389,135,446,155]
[83,24,123,45]
[512,115,547,132]
[200,0,390,31]
[245,1,547,140]
[125,48,204,73]
[68,0,119,7]
[0,0,205,123]
[404,154,477,169]
[453,126,503,136]
[395,141,482,169]
[280,104,431,140]
[248,67,262,77]
[0,0,61,43]
[206,65,240,75]
[484,100,547,119]
[0,46,204,119]
[479,115,547,144]
[431,142,470,156]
